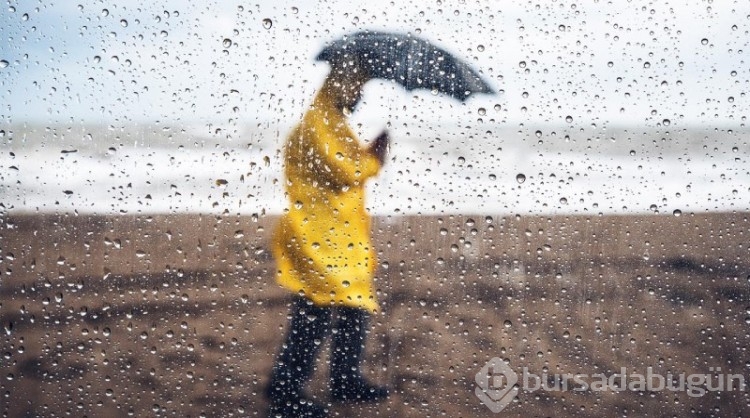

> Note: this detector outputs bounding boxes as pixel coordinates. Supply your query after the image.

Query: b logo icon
[475,357,519,412]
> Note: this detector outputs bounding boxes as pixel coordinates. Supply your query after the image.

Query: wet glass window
[2,2,749,417]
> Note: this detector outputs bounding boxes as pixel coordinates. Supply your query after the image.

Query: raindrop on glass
[262,18,273,29]
[516,173,526,184]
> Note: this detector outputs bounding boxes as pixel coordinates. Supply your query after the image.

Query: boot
[266,297,331,417]
[329,306,389,403]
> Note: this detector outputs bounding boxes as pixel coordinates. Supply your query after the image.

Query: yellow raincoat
[272,88,382,313]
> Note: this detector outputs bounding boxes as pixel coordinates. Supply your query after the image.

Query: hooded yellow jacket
[272,88,382,313]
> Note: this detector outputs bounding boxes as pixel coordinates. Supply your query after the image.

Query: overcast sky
[1,0,748,128]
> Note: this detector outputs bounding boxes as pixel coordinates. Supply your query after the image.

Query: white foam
[2,125,748,215]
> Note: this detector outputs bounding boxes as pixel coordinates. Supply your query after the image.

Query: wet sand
[1,212,749,417]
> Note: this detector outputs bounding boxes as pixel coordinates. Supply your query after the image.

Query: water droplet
[342,280,350,288]
[0,60,8,68]
[516,173,526,184]
[535,130,542,138]
[565,115,573,123]
[662,119,670,126]
[477,44,485,52]
[101,8,109,17]
[215,179,228,187]
[701,38,709,45]
[223,38,232,48]
[120,19,128,27]
[262,18,273,29]
[494,104,501,111]
[673,209,682,217]
[559,197,568,205]
[503,320,512,328]
[477,107,486,116]
[518,61,526,68]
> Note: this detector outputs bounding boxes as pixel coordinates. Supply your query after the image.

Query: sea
[1,121,747,216]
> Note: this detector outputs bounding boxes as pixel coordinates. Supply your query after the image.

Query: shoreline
[2,212,749,416]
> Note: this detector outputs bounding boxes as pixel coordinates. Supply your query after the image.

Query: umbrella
[316,30,495,101]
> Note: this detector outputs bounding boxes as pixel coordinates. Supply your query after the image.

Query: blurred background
[2,1,750,417]
[2,0,748,215]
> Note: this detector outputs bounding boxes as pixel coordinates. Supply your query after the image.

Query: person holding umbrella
[266,31,494,418]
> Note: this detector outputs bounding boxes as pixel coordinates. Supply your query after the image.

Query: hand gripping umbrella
[317,30,495,101]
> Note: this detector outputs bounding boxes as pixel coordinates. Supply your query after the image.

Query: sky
[1,0,748,130]
[1,1,749,216]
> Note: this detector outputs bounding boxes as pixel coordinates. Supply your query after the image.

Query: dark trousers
[267,297,369,401]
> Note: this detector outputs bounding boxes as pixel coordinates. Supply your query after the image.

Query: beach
[2,212,748,417]
[3,1,750,416]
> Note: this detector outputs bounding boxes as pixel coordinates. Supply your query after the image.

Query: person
[265,61,390,418]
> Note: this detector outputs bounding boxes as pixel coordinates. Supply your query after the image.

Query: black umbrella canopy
[316,30,495,102]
